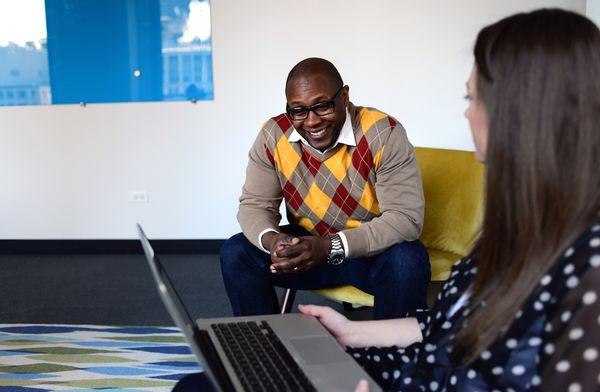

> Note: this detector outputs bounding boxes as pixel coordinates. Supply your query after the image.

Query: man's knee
[372,240,430,280]
[219,233,251,271]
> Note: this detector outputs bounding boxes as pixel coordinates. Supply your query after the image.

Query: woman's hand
[298,304,353,346]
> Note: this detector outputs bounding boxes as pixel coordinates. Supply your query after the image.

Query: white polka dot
[450,375,457,385]
[425,343,436,352]
[561,311,572,323]
[401,355,410,363]
[534,301,544,311]
[393,370,400,379]
[531,375,541,386]
[419,322,426,330]
[396,348,405,354]
[564,247,575,257]
[442,321,452,329]
[492,366,503,375]
[515,310,523,319]
[569,328,584,340]
[529,337,542,347]
[556,360,570,372]
[429,381,439,391]
[470,267,478,274]
[583,291,597,305]
[567,276,579,288]
[463,308,471,317]
[583,347,598,361]
[382,371,389,379]
[512,365,525,376]
[564,263,575,274]
[545,322,553,332]
[467,369,476,379]
[545,343,555,355]
[506,338,518,349]
[590,255,600,268]
[539,291,551,302]
[450,286,458,294]
[592,224,600,232]
[568,382,581,392]
[426,354,435,363]
[590,237,600,248]
[435,311,442,319]
[373,355,380,362]
[481,350,491,360]
[387,353,394,360]
[353,352,361,358]
[541,275,552,285]
[403,377,411,384]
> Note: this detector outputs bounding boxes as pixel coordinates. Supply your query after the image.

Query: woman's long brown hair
[453,9,600,365]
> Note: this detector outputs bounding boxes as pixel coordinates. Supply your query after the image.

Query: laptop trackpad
[289,336,346,365]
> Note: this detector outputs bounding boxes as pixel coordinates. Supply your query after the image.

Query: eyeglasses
[286,86,344,121]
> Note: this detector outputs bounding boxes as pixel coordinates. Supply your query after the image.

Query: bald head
[285,58,343,92]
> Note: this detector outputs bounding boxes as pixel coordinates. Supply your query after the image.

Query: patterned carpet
[0,324,202,391]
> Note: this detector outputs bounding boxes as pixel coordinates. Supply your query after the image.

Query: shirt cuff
[337,231,350,258]
[258,228,279,254]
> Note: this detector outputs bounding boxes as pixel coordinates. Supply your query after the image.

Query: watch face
[328,254,345,266]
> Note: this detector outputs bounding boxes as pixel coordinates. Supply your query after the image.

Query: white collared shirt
[258,108,354,257]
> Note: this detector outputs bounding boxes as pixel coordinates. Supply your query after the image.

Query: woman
[300,8,600,391]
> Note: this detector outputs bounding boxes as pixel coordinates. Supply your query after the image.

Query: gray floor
[0,254,374,326]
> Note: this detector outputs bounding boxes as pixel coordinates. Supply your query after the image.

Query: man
[220,58,430,320]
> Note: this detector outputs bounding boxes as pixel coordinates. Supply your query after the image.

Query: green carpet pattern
[0,324,201,391]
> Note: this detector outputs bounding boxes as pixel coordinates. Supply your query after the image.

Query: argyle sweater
[237,102,424,259]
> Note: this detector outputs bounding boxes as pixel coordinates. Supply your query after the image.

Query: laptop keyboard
[211,321,317,392]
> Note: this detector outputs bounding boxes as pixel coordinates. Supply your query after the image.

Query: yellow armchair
[280,147,484,311]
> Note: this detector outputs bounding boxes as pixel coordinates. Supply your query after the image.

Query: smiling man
[220,58,430,319]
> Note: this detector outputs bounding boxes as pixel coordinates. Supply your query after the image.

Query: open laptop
[137,224,382,391]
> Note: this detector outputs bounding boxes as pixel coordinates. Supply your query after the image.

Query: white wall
[588,0,600,24]
[0,0,585,240]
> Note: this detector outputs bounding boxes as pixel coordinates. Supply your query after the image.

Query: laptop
[137,223,382,392]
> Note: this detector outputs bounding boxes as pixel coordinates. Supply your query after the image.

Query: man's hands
[262,232,331,274]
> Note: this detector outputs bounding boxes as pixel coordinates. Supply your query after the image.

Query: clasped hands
[262,232,330,274]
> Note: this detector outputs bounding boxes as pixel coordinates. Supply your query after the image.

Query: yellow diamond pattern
[344,219,362,229]
[305,182,332,220]
[373,147,385,171]
[359,108,387,134]
[274,136,301,179]
[359,182,380,215]
[323,145,351,182]
[296,216,315,232]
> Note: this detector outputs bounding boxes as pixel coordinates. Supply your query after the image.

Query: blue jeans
[220,226,430,320]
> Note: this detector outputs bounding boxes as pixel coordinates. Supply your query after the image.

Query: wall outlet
[130,191,149,203]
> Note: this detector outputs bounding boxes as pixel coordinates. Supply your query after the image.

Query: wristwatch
[327,234,345,266]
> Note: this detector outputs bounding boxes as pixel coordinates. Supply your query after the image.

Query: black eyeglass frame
[285,85,345,121]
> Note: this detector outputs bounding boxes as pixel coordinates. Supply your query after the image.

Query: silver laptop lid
[136,223,222,391]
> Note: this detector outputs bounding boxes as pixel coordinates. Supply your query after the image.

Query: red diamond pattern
[331,184,359,216]
[389,118,396,128]
[301,148,322,176]
[273,113,292,134]
[351,136,373,181]
[282,181,303,211]
[314,221,338,236]
[264,144,275,166]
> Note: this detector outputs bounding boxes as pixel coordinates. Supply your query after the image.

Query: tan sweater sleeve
[342,124,424,259]
[236,127,283,250]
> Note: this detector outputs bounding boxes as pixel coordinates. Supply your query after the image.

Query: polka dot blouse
[347,222,600,391]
